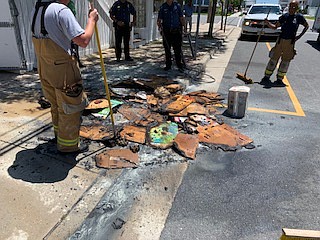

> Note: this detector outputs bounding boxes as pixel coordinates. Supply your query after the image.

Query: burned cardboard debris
[147,94,158,106]
[169,103,208,117]
[187,90,223,100]
[90,99,123,119]
[154,86,171,99]
[197,123,253,148]
[173,133,199,159]
[81,83,253,164]
[164,95,195,113]
[117,105,151,122]
[164,84,183,93]
[80,125,116,141]
[120,125,146,144]
[86,99,110,110]
[96,149,139,169]
[134,112,165,127]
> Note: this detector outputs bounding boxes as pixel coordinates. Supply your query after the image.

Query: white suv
[241,4,282,38]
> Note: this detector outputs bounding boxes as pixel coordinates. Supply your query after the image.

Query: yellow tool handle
[89,1,116,135]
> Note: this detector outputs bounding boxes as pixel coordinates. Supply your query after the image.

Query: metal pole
[195,1,202,57]
[224,0,229,32]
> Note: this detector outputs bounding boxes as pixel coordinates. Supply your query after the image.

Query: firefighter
[157,0,186,72]
[109,0,136,62]
[260,0,309,87]
[31,0,98,154]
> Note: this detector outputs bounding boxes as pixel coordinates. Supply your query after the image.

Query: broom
[236,8,271,84]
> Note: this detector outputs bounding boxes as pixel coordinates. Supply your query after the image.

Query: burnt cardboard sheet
[80,125,115,141]
[164,84,183,93]
[169,103,208,117]
[96,149,139,169]
[154,86,171,99]
[187,90,224,100]
[197,123,253,148]
[120,125,146,144]
[147,94,158,106]
[134,112,165,127]
[117,105,151,122]
[164,95,195,113]
[173,133,199,159]
[86,99,110,110]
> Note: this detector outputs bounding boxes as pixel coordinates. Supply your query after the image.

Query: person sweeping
[260,0,309,87]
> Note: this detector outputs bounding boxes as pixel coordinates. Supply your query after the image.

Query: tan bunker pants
[32,38,88,152]
[265,38,296,80]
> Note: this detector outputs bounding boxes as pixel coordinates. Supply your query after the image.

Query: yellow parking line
[248,42,305,117]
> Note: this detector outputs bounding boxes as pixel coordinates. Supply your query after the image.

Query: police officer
[260,0,309,87]
[32,0,98,154]
[109,0,136,62]
[157,0,185,72]
[183,0,194,33]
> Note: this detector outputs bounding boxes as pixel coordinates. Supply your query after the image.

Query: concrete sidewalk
[0,22,241,240]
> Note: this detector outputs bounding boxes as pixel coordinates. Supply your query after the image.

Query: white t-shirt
[32,2,84,54]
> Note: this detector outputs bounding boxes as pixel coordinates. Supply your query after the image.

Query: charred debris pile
[80,75,253,169]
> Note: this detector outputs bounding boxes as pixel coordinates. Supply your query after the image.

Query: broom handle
[243,8,271,76]
[89,1,116,135]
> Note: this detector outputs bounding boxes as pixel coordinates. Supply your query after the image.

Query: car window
[248,6,281,14]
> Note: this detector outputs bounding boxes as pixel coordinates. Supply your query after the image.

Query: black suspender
[31,0,55,36]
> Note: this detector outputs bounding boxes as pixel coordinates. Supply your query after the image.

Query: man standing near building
[32,0,98,154]
[109,0,136,62]
[183,0,194,33]
[260,0,309,87]
[157,0,185,72]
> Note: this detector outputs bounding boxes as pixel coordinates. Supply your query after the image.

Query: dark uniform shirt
[158,2,183,30]
[279,13,307,39]
[109,0,136,25]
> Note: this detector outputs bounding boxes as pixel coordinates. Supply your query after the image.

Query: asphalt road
[67,16,320,240]
[161,20,320,240]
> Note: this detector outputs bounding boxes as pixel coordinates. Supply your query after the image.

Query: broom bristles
[236,73,253,84]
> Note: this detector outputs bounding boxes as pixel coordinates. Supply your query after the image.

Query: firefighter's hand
[117,21,125,27]
[88,9,99,22]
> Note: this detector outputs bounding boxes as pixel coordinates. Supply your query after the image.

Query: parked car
[241,4,282,38]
